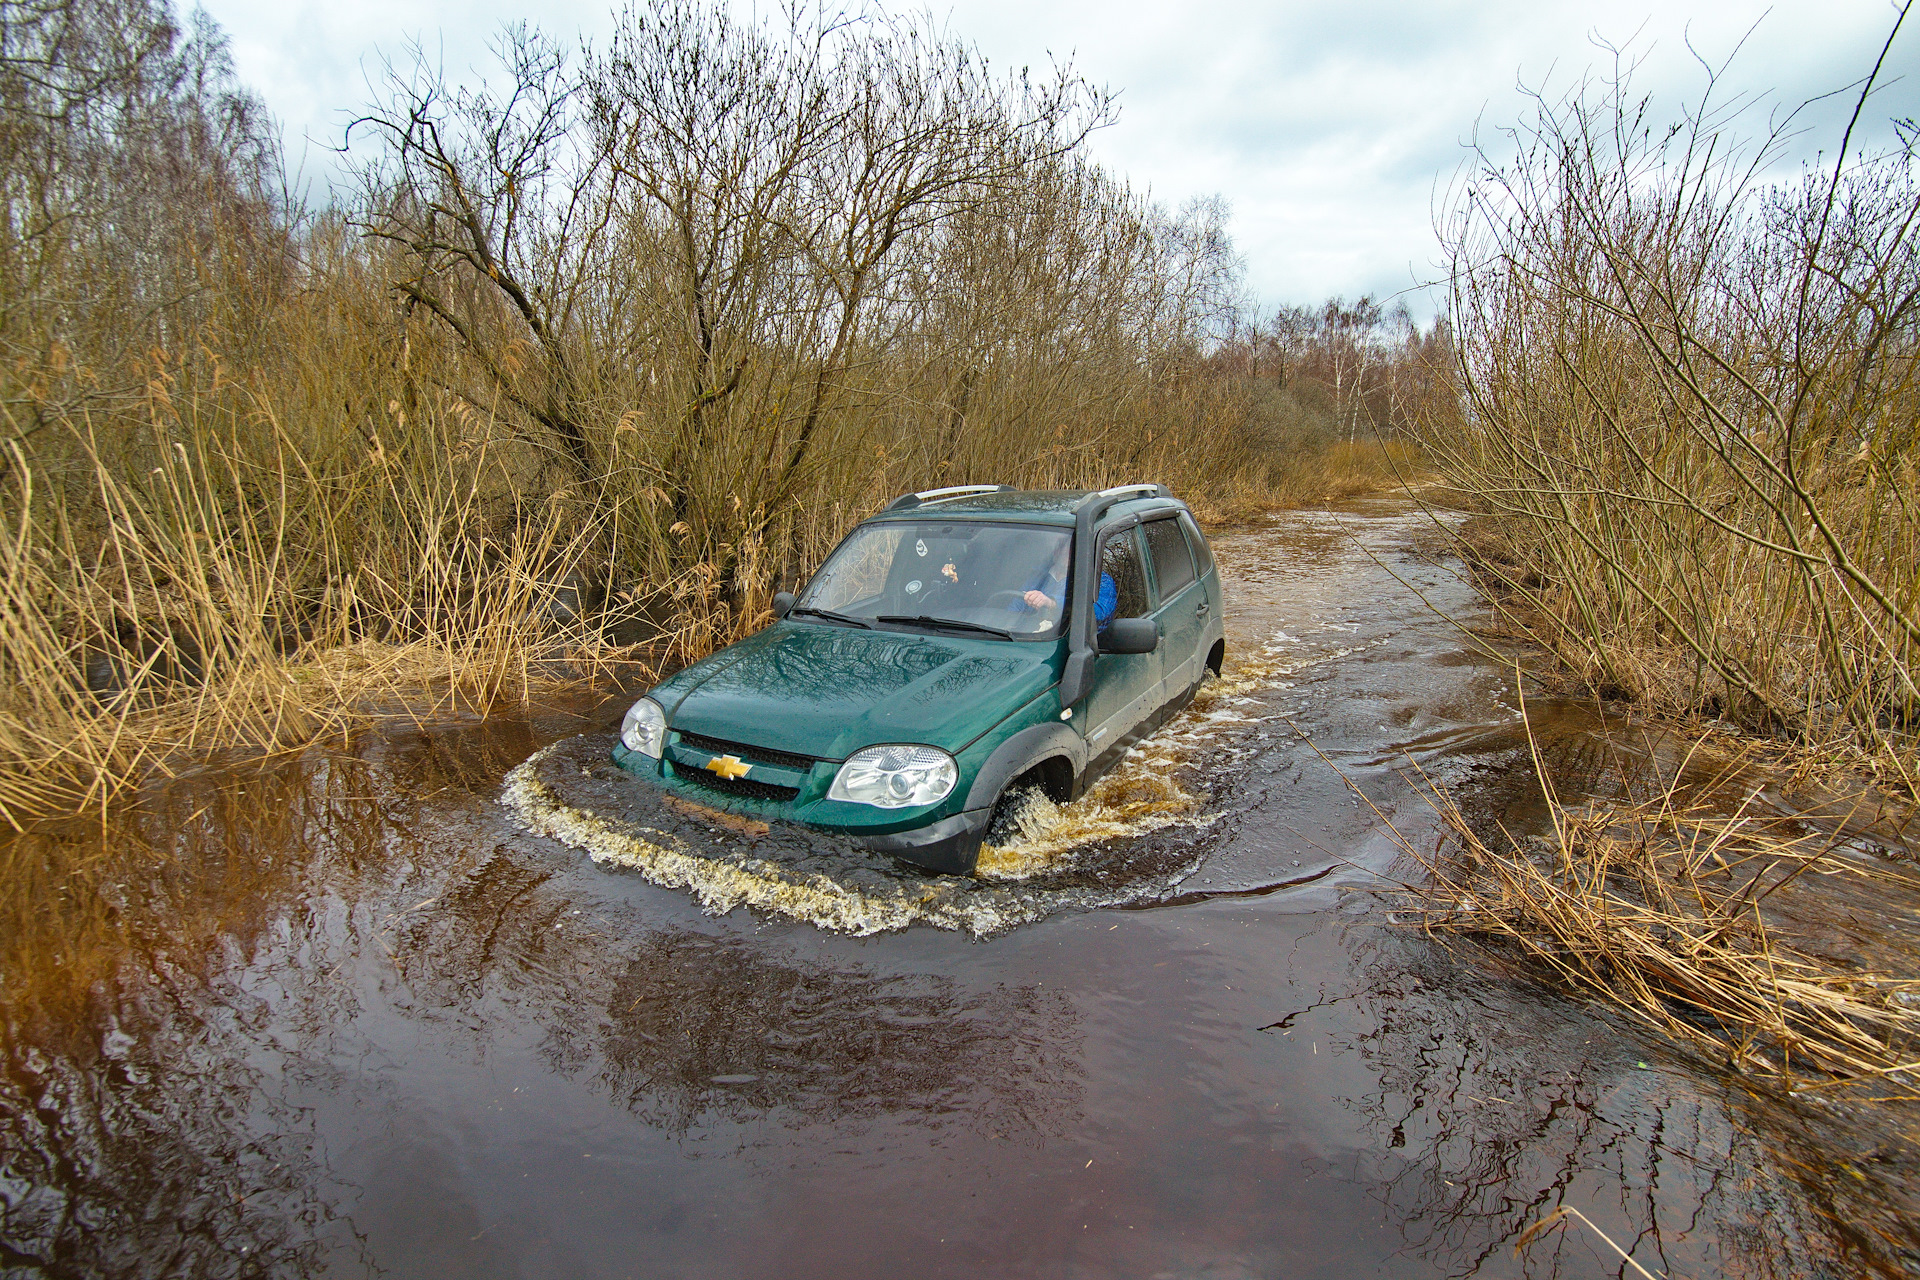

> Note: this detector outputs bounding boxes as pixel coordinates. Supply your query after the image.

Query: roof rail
[884,484,1014,511]
[1071,483,1170,513]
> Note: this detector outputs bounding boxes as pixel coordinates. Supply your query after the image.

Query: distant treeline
[0,0,1445,822]
[1217,297,1458,445]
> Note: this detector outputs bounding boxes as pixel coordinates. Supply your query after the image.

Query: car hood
[653,620,1061,760]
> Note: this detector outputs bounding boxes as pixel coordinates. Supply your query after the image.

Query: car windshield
[795,521,1072,639]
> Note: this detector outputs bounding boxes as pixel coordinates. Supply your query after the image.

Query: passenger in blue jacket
[1015,542,1117,629]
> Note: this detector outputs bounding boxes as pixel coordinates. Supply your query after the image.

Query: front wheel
[985,779,1045,847]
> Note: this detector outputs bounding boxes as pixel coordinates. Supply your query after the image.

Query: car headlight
[620,697,667,758]
[828,744,958,809]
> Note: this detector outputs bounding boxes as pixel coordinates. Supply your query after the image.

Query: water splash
[502,641,1329,934]
[975,641,1352,880]
[504,746,1055,937]
[503,737,1228,937]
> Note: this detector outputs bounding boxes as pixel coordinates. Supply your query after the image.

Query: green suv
[610,485,1225,874]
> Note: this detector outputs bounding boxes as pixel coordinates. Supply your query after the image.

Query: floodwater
[3,497,1917,1278]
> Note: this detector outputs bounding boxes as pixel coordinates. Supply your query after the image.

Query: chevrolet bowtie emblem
[704,754,752,780]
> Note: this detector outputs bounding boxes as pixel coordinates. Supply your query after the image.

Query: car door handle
[1195,600,1210,616]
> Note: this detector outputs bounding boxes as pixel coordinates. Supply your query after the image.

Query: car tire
[985,777,1045,847]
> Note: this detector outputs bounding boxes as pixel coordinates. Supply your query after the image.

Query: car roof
[862,488,1190,528]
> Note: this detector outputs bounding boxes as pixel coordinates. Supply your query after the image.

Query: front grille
[675,730,815,773]
[679,771,801,803]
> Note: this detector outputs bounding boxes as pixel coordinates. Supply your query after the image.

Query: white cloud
[200,0,1918,316]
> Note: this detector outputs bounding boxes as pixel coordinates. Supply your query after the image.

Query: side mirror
[771,591,795,619]
[1099,617,1160,655]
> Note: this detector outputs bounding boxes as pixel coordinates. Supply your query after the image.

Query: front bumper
[849,808,992,876]
[610,740,990,875]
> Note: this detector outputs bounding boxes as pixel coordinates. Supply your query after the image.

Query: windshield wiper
[788,606,873,629]
[875,614,1017,640]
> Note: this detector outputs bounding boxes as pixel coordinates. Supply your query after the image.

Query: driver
[1013,542,1117,629]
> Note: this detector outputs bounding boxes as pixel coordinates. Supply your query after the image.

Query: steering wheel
[984,590,1031,610]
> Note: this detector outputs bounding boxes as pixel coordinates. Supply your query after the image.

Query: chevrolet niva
[611,484,1224,874]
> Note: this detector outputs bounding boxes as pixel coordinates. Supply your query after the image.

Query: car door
[1143,515,1207,703]
[1080,524,1159,765]
[1179,511,1224,665]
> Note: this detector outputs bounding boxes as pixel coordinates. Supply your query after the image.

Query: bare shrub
[1422,20,1920,785]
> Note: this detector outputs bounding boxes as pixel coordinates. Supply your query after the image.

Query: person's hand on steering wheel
[1022,589,1056,610]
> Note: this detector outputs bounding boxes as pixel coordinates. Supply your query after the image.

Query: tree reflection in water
[0,706,598,1278]
[374,846,1085,1140]
[0,993,342,1279]
[1333,933,1899,1278]
[0,751,398,1280]
[596,934,1081,1135]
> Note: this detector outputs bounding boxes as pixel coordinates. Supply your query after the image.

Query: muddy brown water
[4,497,1917,1278]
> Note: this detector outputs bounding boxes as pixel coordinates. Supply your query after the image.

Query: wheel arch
[962,721,1086,812]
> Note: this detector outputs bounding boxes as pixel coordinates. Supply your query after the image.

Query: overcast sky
[199,0,1917,318]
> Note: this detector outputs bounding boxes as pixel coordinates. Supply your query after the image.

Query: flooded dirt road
[4,498,1915,1278]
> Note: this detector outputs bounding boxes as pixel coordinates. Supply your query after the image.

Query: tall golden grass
[0,394,625,825]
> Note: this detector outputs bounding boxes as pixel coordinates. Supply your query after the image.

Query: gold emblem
[704,754,752,780]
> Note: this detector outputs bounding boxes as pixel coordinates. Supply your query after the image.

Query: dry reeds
[1378,715,1920,1091]
[0,380,666,827]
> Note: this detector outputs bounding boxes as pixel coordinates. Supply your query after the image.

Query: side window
[1178,513,1214,577]
[1144,518,1196,600]
[1096,527,1150,626]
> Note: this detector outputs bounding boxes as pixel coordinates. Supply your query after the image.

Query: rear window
[1144,518,1196,598]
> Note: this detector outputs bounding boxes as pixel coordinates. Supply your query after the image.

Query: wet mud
[2,497,1916,1278]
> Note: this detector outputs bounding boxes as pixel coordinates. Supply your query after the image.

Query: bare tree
[1422,14,1920,760]
[1139,194,1243,375]
[588,1,1112,509]
[351,27,620,488]
[1,0,277,454]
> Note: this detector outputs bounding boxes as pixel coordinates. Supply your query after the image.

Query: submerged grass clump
[1374,708,1920,1093]
[1408,785,1920,1086]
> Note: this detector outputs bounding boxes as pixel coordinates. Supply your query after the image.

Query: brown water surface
[3,497,1916,1278]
